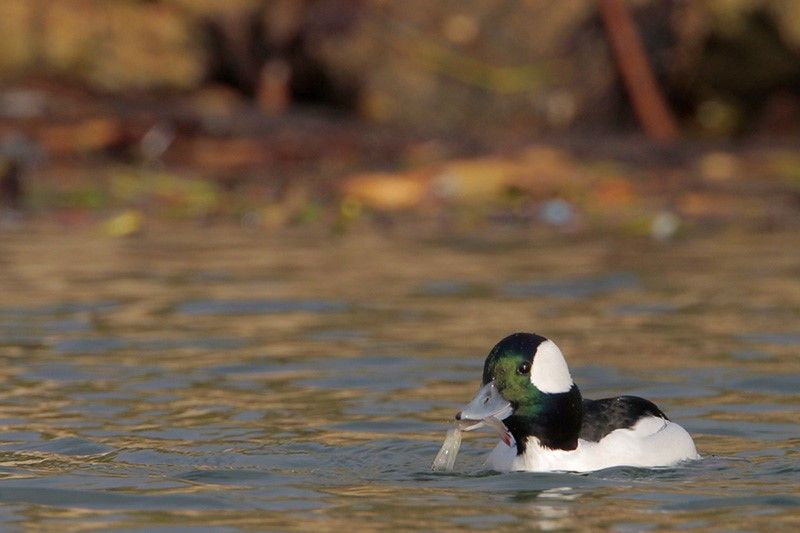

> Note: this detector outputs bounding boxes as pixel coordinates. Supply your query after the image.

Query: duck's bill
[455,381,513,432]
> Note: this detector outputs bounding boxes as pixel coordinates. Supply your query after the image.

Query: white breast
[486,416,700,473]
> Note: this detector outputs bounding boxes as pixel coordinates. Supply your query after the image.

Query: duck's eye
[516,361,531,375]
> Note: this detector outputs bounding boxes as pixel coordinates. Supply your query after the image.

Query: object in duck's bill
[431,425,461,472]
[431,415,512,472]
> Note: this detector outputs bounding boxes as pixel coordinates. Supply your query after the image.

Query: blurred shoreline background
[1,0,799,236]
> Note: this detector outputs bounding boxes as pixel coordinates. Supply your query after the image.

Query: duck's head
[456,332,582,452]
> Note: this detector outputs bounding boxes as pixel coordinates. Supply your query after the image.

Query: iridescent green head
[484,332,573,395]
[457,332,582,452]
[458,332,575,421]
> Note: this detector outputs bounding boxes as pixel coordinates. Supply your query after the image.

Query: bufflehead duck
[455,332,699,472]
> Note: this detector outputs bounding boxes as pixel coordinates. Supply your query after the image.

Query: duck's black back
[579,396,668,442]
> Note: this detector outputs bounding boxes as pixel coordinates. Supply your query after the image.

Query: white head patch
[530,340,573,393]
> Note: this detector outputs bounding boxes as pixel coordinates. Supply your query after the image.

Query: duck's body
[455,333,699,473]
[487,411,698,472]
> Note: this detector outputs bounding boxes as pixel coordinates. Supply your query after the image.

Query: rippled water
[0,225,798,530]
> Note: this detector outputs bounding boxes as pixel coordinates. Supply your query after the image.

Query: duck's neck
[504,384,583,454]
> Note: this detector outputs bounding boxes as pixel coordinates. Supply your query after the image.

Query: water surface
[0,225,798,530]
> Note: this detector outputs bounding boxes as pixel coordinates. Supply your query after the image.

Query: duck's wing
[580,396,667,442]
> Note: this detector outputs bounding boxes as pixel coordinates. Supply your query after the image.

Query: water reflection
[502,272,639,298]
[176,298,348,316]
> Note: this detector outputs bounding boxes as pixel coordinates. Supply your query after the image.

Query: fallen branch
[598,0,679,143]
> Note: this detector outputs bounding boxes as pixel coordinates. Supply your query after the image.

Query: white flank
[485,416,700,473]
[530,340,573,393]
